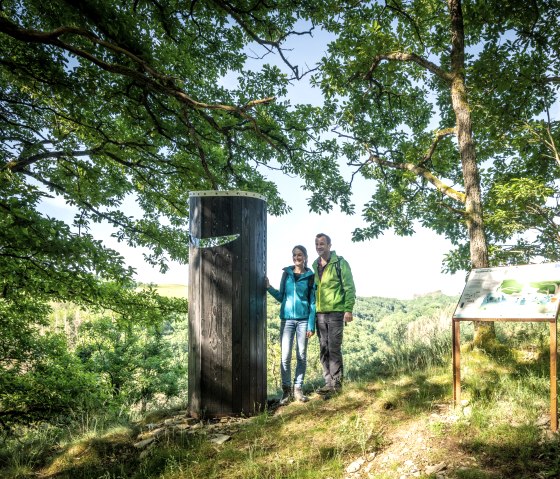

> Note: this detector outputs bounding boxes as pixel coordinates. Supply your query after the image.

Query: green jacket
[312,251,356,313]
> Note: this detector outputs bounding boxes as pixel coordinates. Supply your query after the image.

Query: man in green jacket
[312,233,356,395]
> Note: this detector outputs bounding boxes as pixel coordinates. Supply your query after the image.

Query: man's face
[315,236,331,259]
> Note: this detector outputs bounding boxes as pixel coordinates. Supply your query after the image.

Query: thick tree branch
[366,153,466,204]
[5,148,100,173]
[0,16,276,113]
[364,51,452,83]
[419,127,456,166]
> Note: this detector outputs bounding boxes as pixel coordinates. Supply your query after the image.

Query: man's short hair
[316,233,331,245]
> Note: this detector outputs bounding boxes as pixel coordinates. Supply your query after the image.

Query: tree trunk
[448,0,494,342]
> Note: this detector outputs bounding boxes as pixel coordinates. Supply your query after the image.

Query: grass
[3,312,560,479]
[4,346,560,479]
[154,284,188,298]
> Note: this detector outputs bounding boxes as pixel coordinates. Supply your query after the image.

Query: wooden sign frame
[453,264,560,431]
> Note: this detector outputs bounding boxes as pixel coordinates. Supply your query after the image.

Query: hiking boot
[294,387,309,403]
[322,387,342,401]
[316,384,334,395]
[279,386,292,405]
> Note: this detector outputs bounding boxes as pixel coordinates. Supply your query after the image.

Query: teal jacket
[312,251,356,314]
[267,267,316,332]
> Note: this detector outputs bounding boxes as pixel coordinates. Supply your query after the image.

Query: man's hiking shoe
[294,387,309,403]
[316,385,334,395]
[279,386,292,405]
[322,387,342,401]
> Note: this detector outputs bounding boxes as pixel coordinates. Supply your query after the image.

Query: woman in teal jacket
[266,245,316,404]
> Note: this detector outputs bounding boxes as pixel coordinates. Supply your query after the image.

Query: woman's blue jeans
[280,319,308,388]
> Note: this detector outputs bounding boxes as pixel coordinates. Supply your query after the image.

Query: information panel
[453,263,560,319]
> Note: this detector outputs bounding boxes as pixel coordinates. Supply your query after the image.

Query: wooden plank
[189,193,266,417]
[218,197,234,415]
[231,198,243,414]
[187,247,200,413]
[240,197,252,414]
[199,197,219,416]
[249,197,258,414]
[188,196,202,415]
[255,198,267,409]
[452,319,461,406]
[207,196,224,416]
[551,320,558,431]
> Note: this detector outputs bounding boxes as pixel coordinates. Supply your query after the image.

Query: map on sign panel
[454,263,560,320]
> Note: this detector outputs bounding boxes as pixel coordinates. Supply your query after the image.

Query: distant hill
[151,285,456,302]
[135,283,188,298]
[155,284,187,298]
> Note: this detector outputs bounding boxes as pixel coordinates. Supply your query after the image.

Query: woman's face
[292,248,306,268]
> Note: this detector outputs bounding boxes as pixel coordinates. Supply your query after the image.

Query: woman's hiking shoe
[279,386,292,405]
[294,387,309,402]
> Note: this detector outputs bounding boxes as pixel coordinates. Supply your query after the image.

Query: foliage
[267,292,461,390]
[3,0,560,457]
[0,0,350,271]
[76,313,187,412]
[0,330,108,432]
[0,284,187,431]
[307,0,560,271]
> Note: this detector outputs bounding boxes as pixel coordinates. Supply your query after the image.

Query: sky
[265,178,466,299]
[136,24,467,299]
[97,195,467,300]
[97,168,467,300]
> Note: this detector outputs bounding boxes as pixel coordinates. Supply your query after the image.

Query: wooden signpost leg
[452,319,461,406]
[551,320,558,432]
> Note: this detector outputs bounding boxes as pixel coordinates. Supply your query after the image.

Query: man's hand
[306,330,315,338]
[344,312,353,323]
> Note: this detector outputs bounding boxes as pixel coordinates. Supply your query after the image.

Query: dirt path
[342,402,485,479]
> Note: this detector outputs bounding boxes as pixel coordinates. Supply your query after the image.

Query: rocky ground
[340,402,554,479]
[341,402,476,479]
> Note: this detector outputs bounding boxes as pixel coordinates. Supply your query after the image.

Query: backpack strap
[335,257,345,294]
[280,271,288,294]
[307,273,315,303]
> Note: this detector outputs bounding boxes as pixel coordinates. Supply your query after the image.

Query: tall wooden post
[551,320,558,431]
[188,191,267,418]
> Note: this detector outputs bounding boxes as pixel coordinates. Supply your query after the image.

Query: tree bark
[448,0,493,341]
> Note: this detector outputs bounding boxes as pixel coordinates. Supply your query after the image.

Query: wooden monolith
[188,191,267,417]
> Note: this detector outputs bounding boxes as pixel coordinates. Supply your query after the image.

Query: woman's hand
[306,330,315,338]
[265,277,270,289]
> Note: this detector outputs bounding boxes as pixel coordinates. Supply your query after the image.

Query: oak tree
[309,0,560,339]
